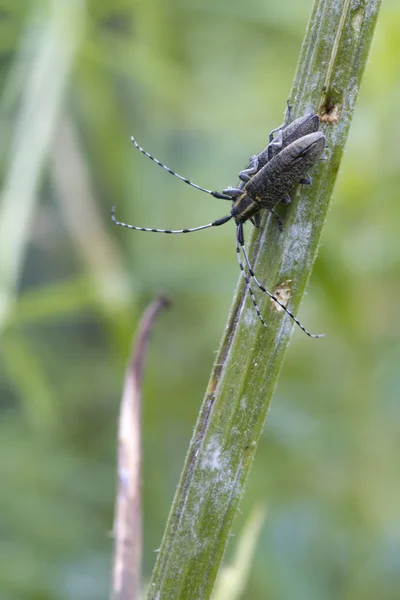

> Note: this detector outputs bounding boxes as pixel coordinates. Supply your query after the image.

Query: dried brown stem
[112,296,170,600]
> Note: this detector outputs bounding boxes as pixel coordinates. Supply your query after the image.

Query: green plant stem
[147,1,381,598]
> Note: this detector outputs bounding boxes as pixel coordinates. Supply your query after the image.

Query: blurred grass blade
[0,1,84,331]
[1,327,56,434]
[112,296,170,600]
[147,1,382,598]
[212,505,266,600]
[14,275,96,324]
[50,112,132,311]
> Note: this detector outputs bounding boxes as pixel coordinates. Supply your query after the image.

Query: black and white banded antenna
[111,205,233,235]
[236,224,324,339]
[131,137,231,200]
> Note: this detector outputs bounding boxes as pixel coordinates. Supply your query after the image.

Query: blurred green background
[0,1,399,599]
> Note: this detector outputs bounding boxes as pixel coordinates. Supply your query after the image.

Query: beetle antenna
[234,235,268,328]
[236,225,324,338]
[131,137,231,200]
[111,205,232,234]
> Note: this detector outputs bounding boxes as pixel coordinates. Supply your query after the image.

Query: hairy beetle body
[266,112,320,162]
[245,132,325,209]
[227,131,325,227]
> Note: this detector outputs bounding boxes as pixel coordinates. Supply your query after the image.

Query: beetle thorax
[231,193,262,224]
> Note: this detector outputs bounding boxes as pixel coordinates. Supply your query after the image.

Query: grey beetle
[112,109,326,337]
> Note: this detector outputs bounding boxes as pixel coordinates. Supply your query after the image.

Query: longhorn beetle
[224,105,322,230]
[112,109,326,338]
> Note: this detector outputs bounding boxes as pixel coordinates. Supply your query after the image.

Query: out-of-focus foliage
[0,1,398,599]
